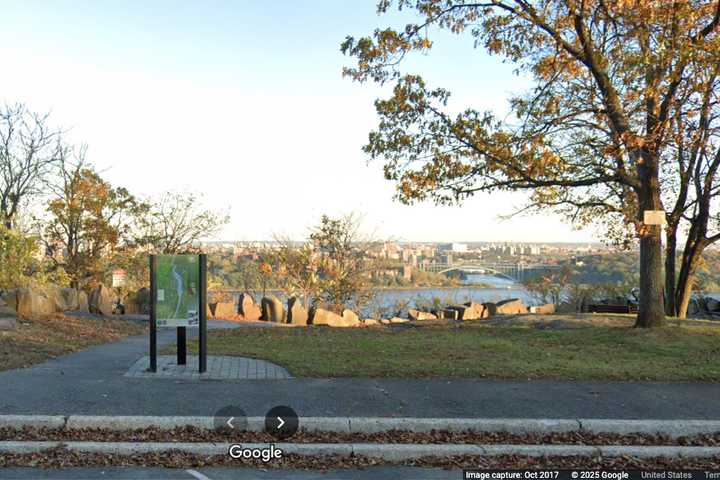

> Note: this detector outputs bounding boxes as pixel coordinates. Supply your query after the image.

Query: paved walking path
[125,355,292,380]
[0,320,719,419]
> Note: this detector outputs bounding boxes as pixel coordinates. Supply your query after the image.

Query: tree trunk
[675,270,695,320]
[637,228,665,327]
[664,226,677,316]
[675,239,704,320]
[635,150,665,328]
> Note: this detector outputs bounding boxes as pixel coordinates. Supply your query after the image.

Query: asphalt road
[0,320,719,419]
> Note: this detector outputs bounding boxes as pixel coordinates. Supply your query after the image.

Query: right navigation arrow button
[265,405,298,439]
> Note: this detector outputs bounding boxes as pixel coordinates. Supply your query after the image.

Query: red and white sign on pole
[112,269,127,287]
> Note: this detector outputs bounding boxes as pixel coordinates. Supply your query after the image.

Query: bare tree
[310,213,379,312]
[137,191,229,254]
[270,235,322,309]
[0,103,62,229]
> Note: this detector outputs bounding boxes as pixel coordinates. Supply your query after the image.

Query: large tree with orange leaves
[43,149,147,288]
[343,0,720,327]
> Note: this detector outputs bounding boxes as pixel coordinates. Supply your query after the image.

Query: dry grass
[0,314,146,371]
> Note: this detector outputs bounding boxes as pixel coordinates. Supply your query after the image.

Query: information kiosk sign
[155,255,200,327]
[149,254,207,373]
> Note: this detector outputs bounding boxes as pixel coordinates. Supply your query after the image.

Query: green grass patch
[177,321,720,380]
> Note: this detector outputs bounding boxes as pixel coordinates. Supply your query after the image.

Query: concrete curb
[0,416,67,430]
[65,416,215,431]
[1,416,719,437]
[578,419,720,437]
[0,441,719,459]
[346,417,581,434]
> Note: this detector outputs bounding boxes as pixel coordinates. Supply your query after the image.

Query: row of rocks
[407,298,553,322]
[0,286,91,318]
[209,295,552,328]
[209,294,363,327]
[0,283,133,327]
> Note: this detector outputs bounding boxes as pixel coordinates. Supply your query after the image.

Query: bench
[584,304,638,314]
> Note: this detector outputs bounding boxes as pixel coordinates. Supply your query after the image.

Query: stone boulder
[54,287,83,312]
[433,309,459,320]
[341,309,360,325]
[362,319,380,326]
[238,293,261,321]
[408,309,437,321]
[123,295,140,314]
[1,289,19,311]
[136,288,150,314]
[530,303,556,314]
[389,317,409,323]
[450,302,487,320]
[214,302,237,319]
[494,298,528,315]
[10,288,58,318]
[705,297,720,312]
[0,298,17,330]
[261,296,285,323]
[89,285,116,316]
[78,291,89,313]
[311,308,359,327]
[287,297,308,325]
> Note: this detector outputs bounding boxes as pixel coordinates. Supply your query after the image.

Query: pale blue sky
[0,1,598,242]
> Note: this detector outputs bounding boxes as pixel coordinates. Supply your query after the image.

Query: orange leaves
[533,52,584,83]
[619,132,647,150]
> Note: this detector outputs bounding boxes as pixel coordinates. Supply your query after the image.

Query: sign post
[149,256,158,372]
[148,253,207,373]
[177,327,187,365]
[199,253,207,373]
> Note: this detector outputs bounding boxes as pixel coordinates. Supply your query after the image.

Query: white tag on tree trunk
[643,210,666,225]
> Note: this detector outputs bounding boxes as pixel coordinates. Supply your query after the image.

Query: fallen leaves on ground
[1,426,719,446]
[0,448,719,470]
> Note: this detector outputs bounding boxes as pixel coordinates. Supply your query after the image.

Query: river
[361,273,534,317]
[223,273,534,318]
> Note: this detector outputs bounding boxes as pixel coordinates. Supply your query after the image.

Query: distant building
[402,265,413,281]
[451,243,468,253]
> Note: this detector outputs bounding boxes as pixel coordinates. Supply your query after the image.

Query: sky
[0,0,600,243]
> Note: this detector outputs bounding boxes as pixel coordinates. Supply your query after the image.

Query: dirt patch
[2,426,720,446]
[0,314,146,371]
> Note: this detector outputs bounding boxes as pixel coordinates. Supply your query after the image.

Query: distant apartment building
[439,242,468,253]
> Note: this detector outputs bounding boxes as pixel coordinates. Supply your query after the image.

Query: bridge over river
[418,262,560,282]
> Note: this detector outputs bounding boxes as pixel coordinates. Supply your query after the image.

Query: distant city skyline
[0,1,600,243]
[202,239,605,246]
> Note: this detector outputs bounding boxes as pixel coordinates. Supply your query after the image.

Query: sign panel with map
[155,254,200,327]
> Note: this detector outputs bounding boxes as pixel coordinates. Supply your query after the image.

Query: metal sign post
[199,253,207,373]
[177,327,187,365]
[149,255,158,372]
